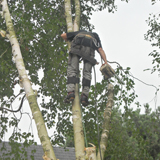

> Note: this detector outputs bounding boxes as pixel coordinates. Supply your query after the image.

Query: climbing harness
[69,32,98,65]
[73,31,100,50]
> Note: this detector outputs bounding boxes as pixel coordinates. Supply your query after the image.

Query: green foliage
[0,113,36,159]
[145,13,160,74]
[105,104,160,159]
[0,132,36,160]
[151,0,159,5]
[0,115,8,141]
[65,136,74,147]
[65,103,160,159]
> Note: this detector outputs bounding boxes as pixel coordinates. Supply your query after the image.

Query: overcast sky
[90,0,160,112]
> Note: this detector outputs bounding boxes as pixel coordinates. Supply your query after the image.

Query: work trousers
[67,54,93,97]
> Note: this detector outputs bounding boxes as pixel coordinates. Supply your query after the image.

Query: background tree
[145,1,160,75]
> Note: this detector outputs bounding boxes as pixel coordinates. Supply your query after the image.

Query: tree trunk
[64,0,85,159]
[72,84,85,160]
[64,0,73,32]
[1,1,56,159]
[97,83,114,160]
[73,0,81,30]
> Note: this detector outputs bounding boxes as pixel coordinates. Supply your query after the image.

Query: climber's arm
[98,48,108,64]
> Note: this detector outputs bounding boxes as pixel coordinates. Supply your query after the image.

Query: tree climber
[61,30,109,106]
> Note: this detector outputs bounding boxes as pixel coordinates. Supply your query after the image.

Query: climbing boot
[64,91,75,103]
[80,93,89,106]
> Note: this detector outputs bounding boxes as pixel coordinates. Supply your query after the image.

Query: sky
[2,0,160,144]
[90,0,160,112]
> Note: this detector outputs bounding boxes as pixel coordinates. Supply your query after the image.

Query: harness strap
[74,32,100,49]
[70,32,98,66]
[67,76,79,84]
[74,33,94,39]
[82,78,91,87]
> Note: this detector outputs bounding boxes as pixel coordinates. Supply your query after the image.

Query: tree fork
[1,0,57,159]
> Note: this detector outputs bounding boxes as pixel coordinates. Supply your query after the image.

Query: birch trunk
[72,84,85,160]
[64,0,73,32]
[1,1,56,159]
[73,0,81,31]
[97,83,114,160]
[64,0,85,159]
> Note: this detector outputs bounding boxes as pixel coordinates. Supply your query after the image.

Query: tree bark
[97,83,114,160]
[64,0,73,32]
[64,0,85,159]
[0,29,7,38]
[1,1,57,159]
[72,84,85,160]
[73,0,81,31]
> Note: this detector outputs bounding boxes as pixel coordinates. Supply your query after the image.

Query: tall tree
[64,0,85,159]
[0,0,56,159]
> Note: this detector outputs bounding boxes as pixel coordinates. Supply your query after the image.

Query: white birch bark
[72,85,85,160]
[73,0,81,31]
[1,1,57,159]
[64,0,85,159]
[0,29,7,37]
[97,83,114,160]
[64,0,73,32]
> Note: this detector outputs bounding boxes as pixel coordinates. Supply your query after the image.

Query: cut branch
[85,143,96,160]
[0,29,6,37]
[97,83,114,160]
[0,28,9,39]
